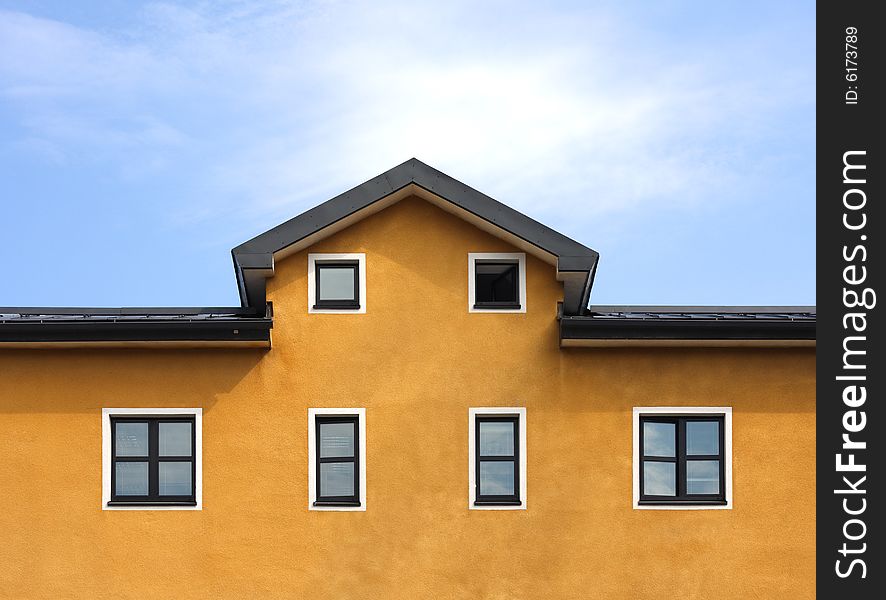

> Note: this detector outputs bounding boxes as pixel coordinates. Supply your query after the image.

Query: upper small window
[315,263,359,309]
[308,253,366,314]
[468,253,526,313]
[475,263,518,307]
[633,407,732,509]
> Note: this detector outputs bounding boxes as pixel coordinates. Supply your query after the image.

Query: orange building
[0,160,815,599]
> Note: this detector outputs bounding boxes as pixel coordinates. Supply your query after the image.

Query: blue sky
[0,1,815,308]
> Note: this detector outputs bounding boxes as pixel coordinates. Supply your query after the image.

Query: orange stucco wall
[0,196,815,599]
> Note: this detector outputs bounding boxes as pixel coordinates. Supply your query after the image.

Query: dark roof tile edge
[560,309,816,341]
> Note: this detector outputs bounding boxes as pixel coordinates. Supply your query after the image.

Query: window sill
[637,500,727,506]
[473,500,523,506]
[313,501,361,507]
[472,303,522,310]
[107,501,197,507]
[313,303,361,310]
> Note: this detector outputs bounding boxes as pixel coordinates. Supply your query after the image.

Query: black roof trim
[0,306,261,317]
[560,305,816,342]
[232,158,600,315]
[0,318,271,344]
[0,307,272,345]
[588,305,816,315]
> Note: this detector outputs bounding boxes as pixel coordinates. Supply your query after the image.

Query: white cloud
[0,1,812,238]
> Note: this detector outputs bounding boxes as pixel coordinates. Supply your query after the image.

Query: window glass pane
[159,462,193,496]
[479,421,515,456]
[159,422,192,457]
[687,460,720,494]
[115,422,148,456]
[319,462,355,497]
[642,421,675,457]
[115,461,148,495]
[643,461,676,496]
[686,421,719,455]
[475,263,518,303]
[479,460,515,496]
[318,266,356,301]
[319,422,355,458]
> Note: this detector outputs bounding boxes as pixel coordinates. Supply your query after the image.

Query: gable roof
[231,158,600,316]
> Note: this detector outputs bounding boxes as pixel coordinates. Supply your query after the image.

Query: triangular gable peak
[232,159,599,316]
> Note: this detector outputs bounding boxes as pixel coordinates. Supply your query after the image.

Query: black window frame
[314,415,361,507]
[313,261,360,310]
[474,415,521,506]
[473,260,521,310]
[639,415,726,506]
[109,415,197,506]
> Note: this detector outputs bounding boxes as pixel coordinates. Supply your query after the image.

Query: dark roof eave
[0,317,272,344]
[559,315,816,342]
[588,305,816,314]
[0,306,264,316]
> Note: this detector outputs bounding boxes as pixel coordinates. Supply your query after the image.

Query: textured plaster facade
[0,196,815,598]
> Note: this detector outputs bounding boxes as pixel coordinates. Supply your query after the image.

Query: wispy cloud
[1,2,811,220]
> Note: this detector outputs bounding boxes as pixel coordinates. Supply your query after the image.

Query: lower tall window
[469,408,527,509]
[315,415,360,506]
[308,408,366,511]
[109,415,196,506]
[634,408,732,508]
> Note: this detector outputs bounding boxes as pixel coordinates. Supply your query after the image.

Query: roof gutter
[0,308,272,348]
[559,309,816,348]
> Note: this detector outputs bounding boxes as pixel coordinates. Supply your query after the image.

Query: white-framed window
[308,253,367,314]
[468,252,526,313]
[308,408,366,511]
[468,407,527,510]
[101,408,202,511]
[632,407,733,510]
